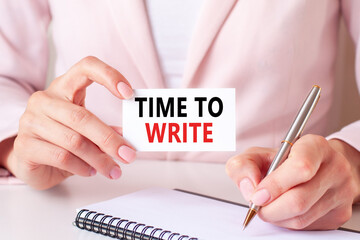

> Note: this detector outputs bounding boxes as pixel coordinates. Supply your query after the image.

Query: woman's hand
[2,56,136,190]
[226,134,360,230]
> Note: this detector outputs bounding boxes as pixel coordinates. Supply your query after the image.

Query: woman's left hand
[226,134,360,230]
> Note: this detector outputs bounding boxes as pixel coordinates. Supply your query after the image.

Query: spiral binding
[75,209,198,240]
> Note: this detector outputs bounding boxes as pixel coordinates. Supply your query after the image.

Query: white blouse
[145,0,204,88]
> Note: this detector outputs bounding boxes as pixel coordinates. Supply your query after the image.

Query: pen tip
[242,208,257,230]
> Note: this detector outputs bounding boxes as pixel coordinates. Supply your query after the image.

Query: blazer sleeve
[326,0,360,151]
[0,1,51,183]
[0,0,51,143]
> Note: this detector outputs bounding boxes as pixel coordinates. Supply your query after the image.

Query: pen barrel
[246,86,321,223]
[267,86,321,176]
[267,141,291,175]
[284,86,321,144]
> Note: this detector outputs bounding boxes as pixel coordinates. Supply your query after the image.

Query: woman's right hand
[3,56,136,190]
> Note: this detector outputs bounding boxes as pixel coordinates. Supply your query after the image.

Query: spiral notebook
[74,188,359,240]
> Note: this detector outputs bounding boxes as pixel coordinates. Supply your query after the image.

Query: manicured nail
[110,166,122,179]
[251,189,271,206]
[239,178,255,202]
[89,167,97,176]
[118,145,136,163]
[117,82,133,99]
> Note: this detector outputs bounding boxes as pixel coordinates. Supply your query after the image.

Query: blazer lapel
[182,0,237,87]
[107,0,165,89]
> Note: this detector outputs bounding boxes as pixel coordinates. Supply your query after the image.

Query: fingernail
[110,166,122,179]
[89,167,97,176]
[118,145,136,163]
[117,82,133,99]
[239,178,255,202]
[251,189,271,206]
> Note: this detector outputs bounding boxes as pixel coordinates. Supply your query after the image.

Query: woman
[0,0,359,230]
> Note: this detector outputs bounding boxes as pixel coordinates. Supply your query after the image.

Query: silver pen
[242,85,321,230]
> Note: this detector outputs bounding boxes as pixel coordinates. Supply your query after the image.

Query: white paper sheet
[122,89,236,151]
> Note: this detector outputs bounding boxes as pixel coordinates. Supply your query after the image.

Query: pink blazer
[1,0,360,182]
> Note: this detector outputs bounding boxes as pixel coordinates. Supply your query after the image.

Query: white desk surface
[1,159,359,239]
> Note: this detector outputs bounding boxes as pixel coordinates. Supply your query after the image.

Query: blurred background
[46,19,360,136]
[332,20,360,133]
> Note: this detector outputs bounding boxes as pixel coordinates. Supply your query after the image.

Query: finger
[271,190,350,230]
[226,147,277,201]
[250,135,328,206]
[301,205,352,230]
[18,136,95,177]
[258,164,332,223]
[111,126,123,136]
[49,56,133,101]
[39,97,136,164]
[259,142,355,225]
[26,114,124,179]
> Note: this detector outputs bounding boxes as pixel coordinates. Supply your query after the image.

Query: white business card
[122,88,236,151]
